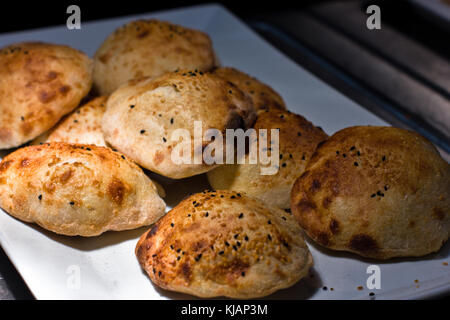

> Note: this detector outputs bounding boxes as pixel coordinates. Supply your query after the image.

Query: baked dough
[0,143,166,236]
[93,19,217,95]
[291,126,450,259]
[0,42,93,149]
[213,67,286,111]
[136,190,313,298]
[32,96,107,147]
[207,109,328,208]
[102,70,256,179]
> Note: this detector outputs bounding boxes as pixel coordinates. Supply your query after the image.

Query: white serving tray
[0,4,448,300]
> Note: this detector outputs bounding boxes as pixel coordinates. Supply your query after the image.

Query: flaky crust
[207,109,328,208]
[136,190,312,298]
[213,67,286,111]
[291,126,450,259]
[102,70,256,179]
[93,20,217,95]
[0,143,166,236]
[32,96,108,147]
[0,42,93,149]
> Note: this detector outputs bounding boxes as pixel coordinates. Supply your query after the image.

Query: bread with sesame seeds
[32,96,108,147]
[0,142,166,236]
[291,126,450,259]
[213,67,286,111]
[93,19,218,95]
[0,42,93,149]
[207,109,328,209]
[136,190,313,298]
[102,70,256,179]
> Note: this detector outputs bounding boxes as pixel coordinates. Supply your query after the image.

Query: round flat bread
[207,109,328,208]
[0,42,93,149]
[136,190,313,298]
[93,19,217,95]
[291,126,450,259]
[0,143,166,236]
[213,67,286,111]
[102,70,256,179]
[32,96,108,147]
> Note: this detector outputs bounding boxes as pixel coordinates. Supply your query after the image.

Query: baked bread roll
[0,42,93,149]
[0,143,166,236]
[32,96,107,147]
[213,67,286,111]
[102,70,256,179]
[93,20,217,95]
[291,126,450,259]
[207,109,328,208]
[136,190,313,298]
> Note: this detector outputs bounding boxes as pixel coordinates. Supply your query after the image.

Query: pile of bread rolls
[0,19,448,299]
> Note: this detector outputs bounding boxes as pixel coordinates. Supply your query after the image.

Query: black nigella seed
[241,272,245,277]
[234,234,239,239]
[231,195,236,199]
[244,236,249,241]
[140,129,145,134]
[170,245,174,250]
[233,245,238,251]
[343,153,347,158]
[350,146,356,151]
[86,148,91,151]
[74,120,78,123]
[20,116,24,121]
[121,155,125,160]
[369,292,375,297]
[170,118,174,124]
[205,212,209,217]
[354,162,359,166]
[237,193,241,197]
[384,185,388,191]
[371,194,376,198]
[302,155,306,160]
[267,220,271,224]
[171,223,174,227]
[382,156,386,161]
[289,154,293,159]
[195,254,202,261]
[69,201,75,205]
[280,154,283,160]
[38,194,42,200]
[238,213,244,219]
[336,151,340,155]
[357,151,361,156]
[218,251,224,255]
[177,249,181,253]
[297,132,302,136]
[323,286,328,291]
[225,241,230,246]
[158,271,162,277]
[228,90,232,94]
[267,234,272,241]
[282,216,287,221]
[162,137,167,143]
[177,256,180,261]
[282,163,287,168]
[152,254,157,257]
[130,105,135,109]
[237,241,241,247]
[280,115,284,119]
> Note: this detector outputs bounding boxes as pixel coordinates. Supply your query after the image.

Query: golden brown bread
[0,143,166,236]
[102,70,256,179]
[32,96,108,147]
[213,67,286,111]
[0,42,93,149]
[93,20,217,95]
[291,126,450,259]
[136,190,313,298]
[207,109,328,208]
